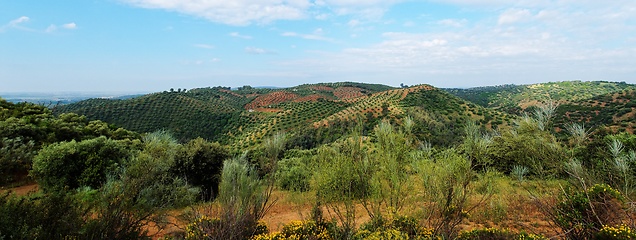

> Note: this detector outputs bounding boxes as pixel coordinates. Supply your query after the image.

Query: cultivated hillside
[446,81,636,132]
[445,81,634,113]
[54,82,509,148]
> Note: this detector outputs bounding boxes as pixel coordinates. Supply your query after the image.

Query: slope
[445,81,635,114]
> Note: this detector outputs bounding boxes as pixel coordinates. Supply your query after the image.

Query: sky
[1,0,635,93]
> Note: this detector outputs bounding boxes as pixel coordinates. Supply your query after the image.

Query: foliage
[252,220,333,240]
[0,137,36,185]
[0,99,139,186]
[486,114,567,177]
[363,120,414,219]
[190,156,275,240]
[594,224,636,240]
[31,136,135,191]
[456,228,546,240]
[81,131,197,239]
[511,165,530,182]
[357,215,436,240]
[172,137,230,200]
[551,184,629,239]
[312,135,373,236]
[416,149,487,239]
[275,156,312,192]
[0,191,86,240]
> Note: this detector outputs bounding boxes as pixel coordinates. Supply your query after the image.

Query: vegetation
[2,80,636,239]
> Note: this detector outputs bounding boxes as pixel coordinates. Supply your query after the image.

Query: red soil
[245,92,300,110]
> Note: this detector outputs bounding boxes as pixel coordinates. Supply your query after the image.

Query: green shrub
[594,224,636,240]
[172,137,230,200]
[0,137,36,185]
[354,229,409,240]
[555,184,628,239]
[275,157,311,192]
[358,215,435,239]
[457,228,546,240]
[31,136,134,191]
[0,191,85,239]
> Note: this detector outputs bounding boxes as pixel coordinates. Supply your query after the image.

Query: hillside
[445,81,634,113]
[446,81,636,132]
[554,89,636,133]
[54,82,508,148]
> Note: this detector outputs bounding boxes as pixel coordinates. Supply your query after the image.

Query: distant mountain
[54,82,508,148]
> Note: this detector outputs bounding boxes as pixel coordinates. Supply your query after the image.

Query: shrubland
[2,81,636,239]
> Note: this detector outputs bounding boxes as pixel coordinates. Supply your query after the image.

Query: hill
[554,89,636,133]
[54,82,508,148]
[445,81,636,132]
[445,81,634,113]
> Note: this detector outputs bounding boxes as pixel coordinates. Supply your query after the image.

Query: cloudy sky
[1,0,635,92]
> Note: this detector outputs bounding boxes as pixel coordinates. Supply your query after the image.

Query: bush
[31,136,134,191]
[0,137,36,185]
[354,229,409,240]
[275,157,311,192]
[554,184,628,239]
[595,224,636,240]
[0,191,85,239]
[172,138,230,200]
[417,149,483,239]
[81,131,197,239]
[457,228,546,240]
[189,157,274,240]
[358,215,435,239]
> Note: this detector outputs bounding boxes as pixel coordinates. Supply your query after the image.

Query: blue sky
[1,0,635,92]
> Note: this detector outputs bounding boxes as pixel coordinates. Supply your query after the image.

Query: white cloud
[498,9,532,25]
[44,22,78,33]
[10,16,30,25]
[194,44,215,49]
[245,47,275,54]
[120,0,311,25]
[120,0,407,25]
[277,1,636,87]
[282,28,335,42]
[229,32,253,39]
[437,19,466,28]
[347,19,360,27]
[62,22,77,29]
[1,16,31,32]
[45,24,57,33]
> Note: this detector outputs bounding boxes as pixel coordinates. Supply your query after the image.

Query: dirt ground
[2,184,559,239]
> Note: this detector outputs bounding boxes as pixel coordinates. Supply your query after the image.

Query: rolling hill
[54,82,509,148]
[445,81,634,112]
[445,81,636,133]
